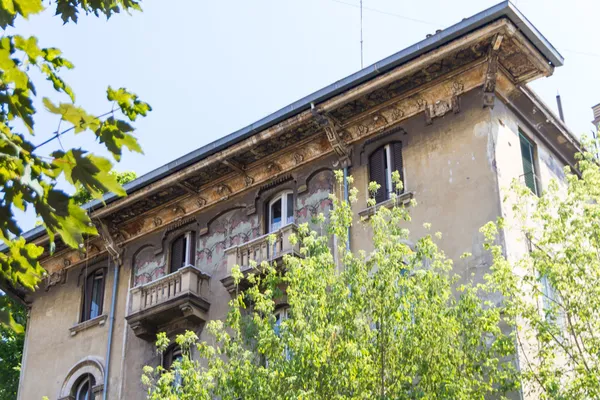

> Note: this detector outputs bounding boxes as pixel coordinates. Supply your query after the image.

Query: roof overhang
[14,1,570,261]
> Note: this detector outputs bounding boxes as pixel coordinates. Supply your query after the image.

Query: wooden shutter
[391,142,404,194]
[187,231,196,266]
[369,146,387,204]
[82,272,94,321]
[519,133,538,195]
[170,235,186,272]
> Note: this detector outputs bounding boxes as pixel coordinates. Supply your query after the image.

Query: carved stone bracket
[216,184,232,200]
[44,269,67,291]
[312,109,352,168]
[222,159,254,188]
[96,219,124,266]
[483,34,503,108]
[425,99,454,125]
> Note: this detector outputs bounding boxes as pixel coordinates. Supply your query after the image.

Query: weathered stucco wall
[350,88,501,287]
[19,87,574,400]
[19,259,116,399]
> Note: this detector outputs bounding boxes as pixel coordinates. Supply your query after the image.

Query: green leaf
[13,0,43,18]
[43,98,99,132]
[51,149,126,200]
[14,35,42,62]
[96,117,141,161]
[107,86,151,121]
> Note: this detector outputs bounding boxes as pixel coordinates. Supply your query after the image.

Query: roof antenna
[360,0,364,69]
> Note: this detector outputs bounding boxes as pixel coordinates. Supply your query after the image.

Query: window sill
[358,191,414,219]
[69,314,107,336]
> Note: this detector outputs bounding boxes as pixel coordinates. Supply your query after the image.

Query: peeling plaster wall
[492,100,571,400]
[19,261,115,400]
[296,169,334,230]
[350,88,500,289]
[132,246,166,287]
[197,208,260,276]
[21,88,574,400]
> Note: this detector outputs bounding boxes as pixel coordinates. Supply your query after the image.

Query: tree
[143,172,519,399]
[0,294,25,400]
[0,1,151,332]
[72,170,137,206]
[482,141,600,399]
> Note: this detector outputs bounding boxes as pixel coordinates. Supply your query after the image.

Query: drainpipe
[343,166,350,251]
[103,258,119,400]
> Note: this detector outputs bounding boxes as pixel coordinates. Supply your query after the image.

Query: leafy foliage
[0,294,26,400]
[0,0,150,331]
[72,170,137,206]
[482,140,600,399]
[143,173,518,399]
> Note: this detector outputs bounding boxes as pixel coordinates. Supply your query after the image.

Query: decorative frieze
[38,61,503,271]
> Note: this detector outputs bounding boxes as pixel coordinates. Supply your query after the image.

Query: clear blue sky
[11,0,600,230]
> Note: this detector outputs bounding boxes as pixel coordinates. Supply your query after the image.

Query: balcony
[126,265,210,341]
[221,224,300,294]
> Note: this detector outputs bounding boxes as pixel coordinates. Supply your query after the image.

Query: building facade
[11,2,580,399]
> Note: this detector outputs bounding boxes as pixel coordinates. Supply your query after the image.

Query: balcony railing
[221,224,300,293]
[126,265,210,341]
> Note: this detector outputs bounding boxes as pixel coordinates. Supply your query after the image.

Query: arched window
[75,375,94,400]
[369,142,404,204]
[81,269,105,322]
[163,345,183,370]
[170,231,196,273]
[163,345,184,387]
[268,191,294,233]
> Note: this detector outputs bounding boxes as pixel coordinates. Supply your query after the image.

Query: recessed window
[519,131,539,196]
[163,345,184,387]
[274,307,289,337]
[82,269,105,322]
[368,142,404,204]
[268,191,294,233]
[163,345,183,370]
[170,232,195,273]
[75,375,93,400]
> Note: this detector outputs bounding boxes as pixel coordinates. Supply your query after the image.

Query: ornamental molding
[40,59,532,274]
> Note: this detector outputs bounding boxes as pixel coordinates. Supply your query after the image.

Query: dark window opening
[369,142,404,204]
[170,232,195,273]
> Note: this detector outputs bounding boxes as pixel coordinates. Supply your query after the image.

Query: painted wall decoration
[197,208,260,275]
[132,246,166,287]
[296,169,334,230]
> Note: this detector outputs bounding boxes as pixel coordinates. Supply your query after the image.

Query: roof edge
[15,0,564,246]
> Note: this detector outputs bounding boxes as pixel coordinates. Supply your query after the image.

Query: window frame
[169,231,196,273]
[75,375,93,400]
[81,268,106,323]
[267,190,295,233]
[368,141,404,204]
[519,130,540,196]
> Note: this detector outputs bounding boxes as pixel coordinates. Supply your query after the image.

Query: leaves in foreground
[143,172,518,400]
[0,0,150,331]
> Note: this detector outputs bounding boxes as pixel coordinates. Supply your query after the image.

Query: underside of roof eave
[11,1,565,249]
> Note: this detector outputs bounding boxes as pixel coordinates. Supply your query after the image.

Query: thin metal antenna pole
[360,0,364,68]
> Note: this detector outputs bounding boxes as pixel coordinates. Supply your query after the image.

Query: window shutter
[188,231,196,266]
[391,142,404,194]
[170,235,186,272]
[82,272,94,321]
[519,133,538,195]
[369,147,387,204]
